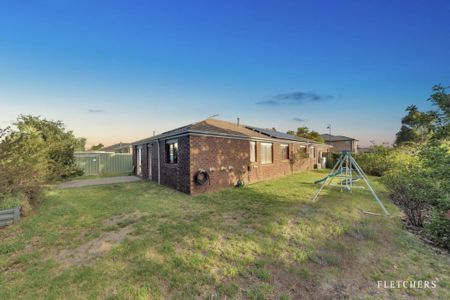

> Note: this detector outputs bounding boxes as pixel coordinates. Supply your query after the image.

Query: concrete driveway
[58,176,142,189]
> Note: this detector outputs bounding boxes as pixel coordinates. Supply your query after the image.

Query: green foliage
[287,126,324,143]
[428,84,450,140]
[90,143,104,151]
[395,105,437,145]
[13,115,84,180]
[0,115,85,209]
[0,125,48,204]
[355,145,393,176]
[383,141,450,248]
[395,85,450,145]
[0,192,26,210]
[425,208,450,249]
[324,152,340,168]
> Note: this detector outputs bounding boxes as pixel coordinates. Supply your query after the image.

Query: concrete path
[58,176,142,189]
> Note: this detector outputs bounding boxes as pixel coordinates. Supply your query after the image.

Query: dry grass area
[0,171,449,299]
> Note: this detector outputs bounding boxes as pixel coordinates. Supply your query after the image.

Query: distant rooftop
[101,142,131,151]
[320,134,358,142]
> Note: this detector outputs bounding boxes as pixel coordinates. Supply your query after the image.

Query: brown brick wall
[135,135,324,194]
[189,136,250,194]
[247,142,317,183]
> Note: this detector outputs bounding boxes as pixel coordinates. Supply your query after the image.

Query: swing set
[311,151,389,216]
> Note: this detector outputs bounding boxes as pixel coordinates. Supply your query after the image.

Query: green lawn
[1,171,449,299]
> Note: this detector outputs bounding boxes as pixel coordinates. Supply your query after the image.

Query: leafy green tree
[13,115,84,180]
[90,143,104,151]
[395,85,449,145]
[287,126,324,143]
[395,105,437,145]
[428,84,450,140]
[0,125,48,207]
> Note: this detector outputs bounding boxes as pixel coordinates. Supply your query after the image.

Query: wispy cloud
[255,100,279,105]
[256,91,333,105]
[293,117,307,122]
[88,109,103,113]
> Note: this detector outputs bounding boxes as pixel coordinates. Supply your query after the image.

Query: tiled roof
[134,119,329,146]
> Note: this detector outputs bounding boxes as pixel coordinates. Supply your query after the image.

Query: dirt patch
[54,213,142,266]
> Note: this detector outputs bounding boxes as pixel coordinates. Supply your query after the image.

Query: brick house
[132,119,331,194]
[320,134,358,153]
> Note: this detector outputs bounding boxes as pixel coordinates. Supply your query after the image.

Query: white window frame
[147,144,152,179]
[280,144,289,160]
[310,146,315,158]
[250,141,256,163]
[261,142,273,164]
[136,146,142,176]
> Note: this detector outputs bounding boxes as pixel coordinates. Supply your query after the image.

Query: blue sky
[1,0,449,147]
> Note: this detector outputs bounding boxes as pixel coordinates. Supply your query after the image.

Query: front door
[147,144,152,180]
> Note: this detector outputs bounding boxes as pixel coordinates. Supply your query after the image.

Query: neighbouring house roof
[133,119,331,147]
[101,142,131,152]
[320,134,358,142]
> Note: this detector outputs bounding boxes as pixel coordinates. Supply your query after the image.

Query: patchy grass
[0,171,448,299]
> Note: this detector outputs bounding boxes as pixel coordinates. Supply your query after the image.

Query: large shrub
[354,146,393,176]
[0,125,48,207]
[14,115,84,180]
[419,141,450,248]
[0,115,85,210]
[383,141,450,249]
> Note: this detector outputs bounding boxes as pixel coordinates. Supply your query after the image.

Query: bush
[324,152,340,169]
[383,172,438,227]
[15,115,85,181]
[424,208,450,249]
[0,192,26,210]
[0,115,86,212]
[0,126,48,205]
[354,146,393,176]
[383,141,450,249]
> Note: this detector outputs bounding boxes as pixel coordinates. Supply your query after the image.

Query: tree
[428,84,450,140]
[395,105,437,145]
[0,125,48,207]
[395,85,449,145]
[90,143,104,151]
[13,115,84,180]
[287,126,324,143]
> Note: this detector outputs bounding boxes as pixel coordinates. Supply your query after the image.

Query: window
[280,144,289,160]
[165,139,178,164]
[261,143,273,164]
[136,146,142,175]
[250,141,256,163]
[300,145,307,157]
[310,146,315,158]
